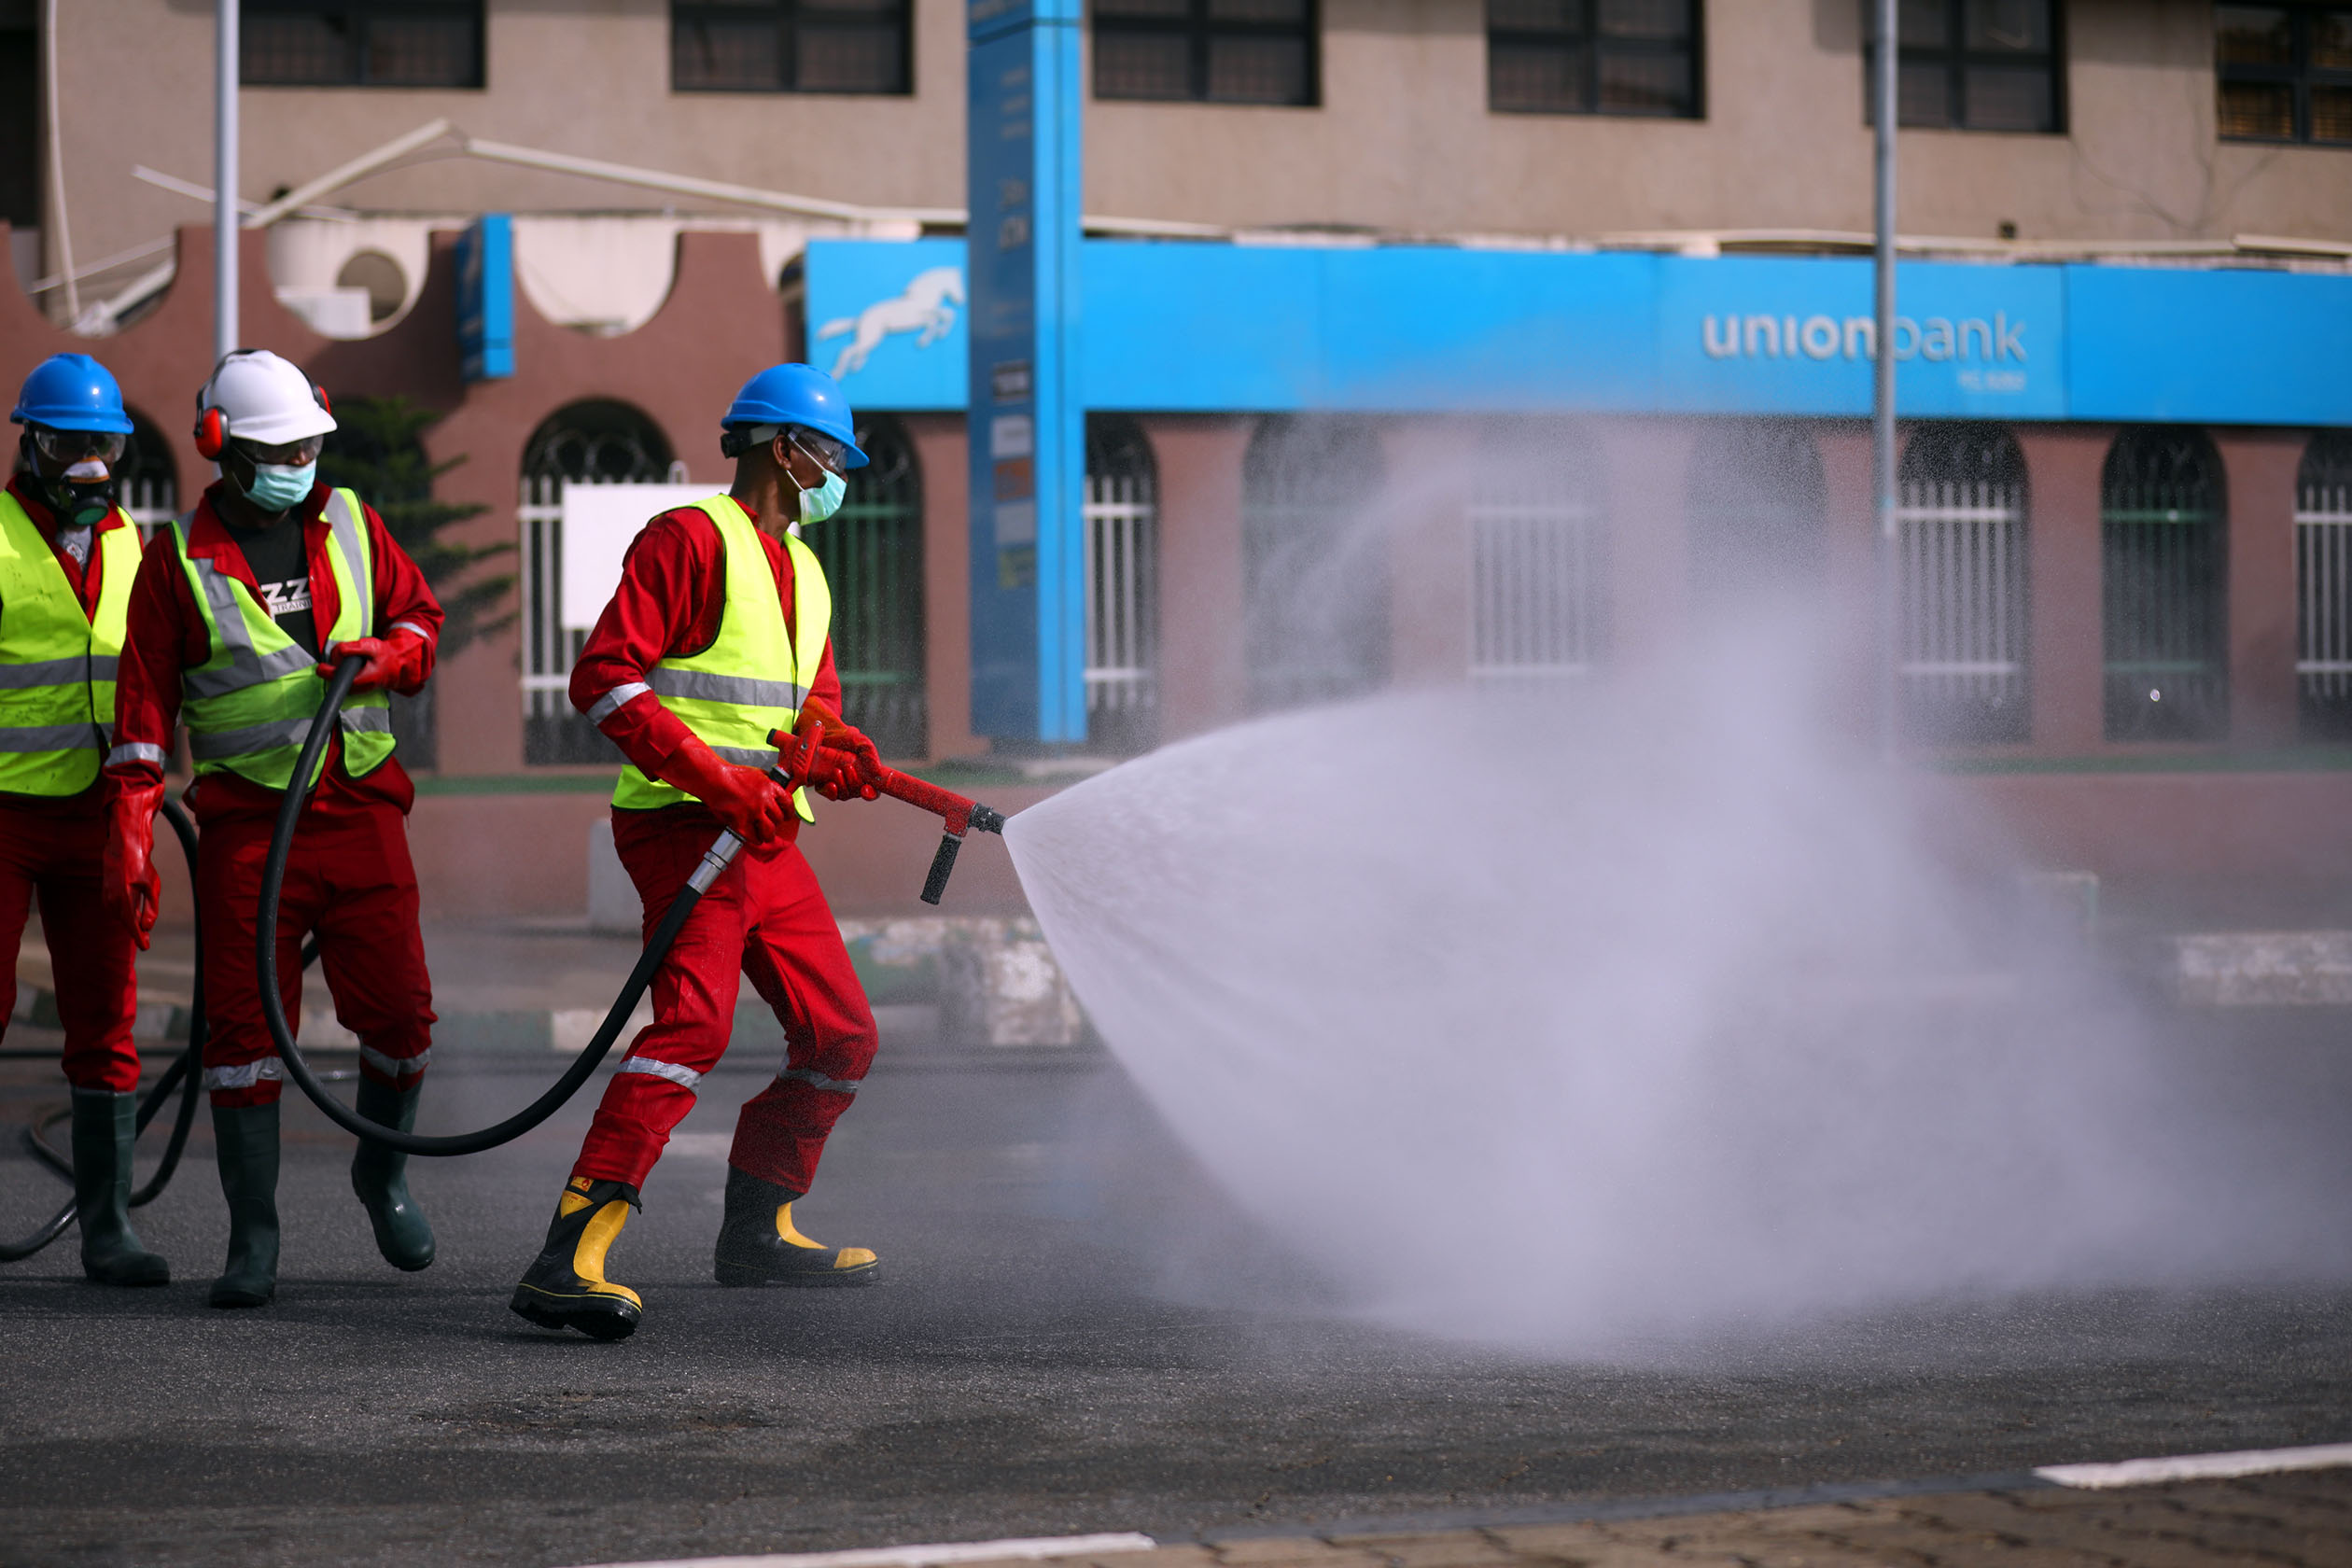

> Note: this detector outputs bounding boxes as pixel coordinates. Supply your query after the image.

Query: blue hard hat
[721,363,868,469]
[11,353,133,434]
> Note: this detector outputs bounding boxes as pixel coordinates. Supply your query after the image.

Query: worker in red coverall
[511,363,888,1342]
[102,349,443,1309]
[0,355,165,1286]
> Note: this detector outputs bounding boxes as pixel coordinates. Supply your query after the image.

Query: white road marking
[564,1532,1160,1568]
[2037,1441,2352,1490]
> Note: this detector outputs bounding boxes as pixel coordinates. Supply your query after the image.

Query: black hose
[0,797,210,1262]
[258,659,737,1156]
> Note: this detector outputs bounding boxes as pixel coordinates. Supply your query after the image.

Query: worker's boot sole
[508,1282,641,1341]
[713,1250,880,1287]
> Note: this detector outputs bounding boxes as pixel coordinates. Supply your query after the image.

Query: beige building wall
[38,0,2352,315]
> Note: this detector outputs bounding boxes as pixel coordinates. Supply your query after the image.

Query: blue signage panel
[965,0,1085,744]
[2065,264,2352,427]
[455,214,513,383]
[805,236,968,408]
[805,238,2352,427]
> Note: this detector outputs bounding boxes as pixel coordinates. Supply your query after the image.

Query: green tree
[319,397,515,768]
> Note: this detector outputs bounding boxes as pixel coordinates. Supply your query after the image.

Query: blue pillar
[966,0,1086,744]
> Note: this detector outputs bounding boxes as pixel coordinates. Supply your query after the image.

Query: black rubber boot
[70,1088,169,1287]
[350,1077,435,1272]
[712,1167,879,1287]
[208,1101,281,1309]
[510,1177,643,1341]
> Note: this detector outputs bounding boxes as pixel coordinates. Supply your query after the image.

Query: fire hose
[0,799,334,1261]
[259,658,1006,1157]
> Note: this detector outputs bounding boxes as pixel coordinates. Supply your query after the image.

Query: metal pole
[214,0,238,362]
[42,0,77,324]
[1873,0,1899,758]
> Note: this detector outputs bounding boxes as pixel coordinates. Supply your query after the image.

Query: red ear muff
[313,385,330,415]
[193,406,226,461]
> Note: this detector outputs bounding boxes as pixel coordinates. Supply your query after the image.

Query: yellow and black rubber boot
[712,1167,879,1287]
[509,1177,643,1340]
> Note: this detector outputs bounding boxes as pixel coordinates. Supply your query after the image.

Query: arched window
[1470,418,1604,680]
[1085,415,1158,752]
[1242,416,1390,714]
[519,400,679,764]
[1686,421,1827,609]
[2295,429,2352,739]
[1897,423,2028,744]
[804,416,926,757]
[2102,427,2226,742]
[118,409,178,529]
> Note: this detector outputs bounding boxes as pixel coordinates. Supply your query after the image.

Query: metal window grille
[519,403,677,766]
[120,475,179,533]
[1093,0,1318,105]
[244,1,483,89]
[1897,426,2029,744]
[1243,417,1389,713]
[2295,431,2352,737]
[673,0,913,94]
[1863,0,2063,133]
[802,420,927,757]
[1084,418,1159,751]
[2218,4,2352,145]
[2101,428,2228,743]
[1489,0,1701,118]
[1469,448,1602,680]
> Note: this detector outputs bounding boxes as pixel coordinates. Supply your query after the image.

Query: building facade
[8,0,2352,917]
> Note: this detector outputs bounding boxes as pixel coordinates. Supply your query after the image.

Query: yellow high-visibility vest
[611,495,831,820]
[169,489,395,791]
[0,493,140,795]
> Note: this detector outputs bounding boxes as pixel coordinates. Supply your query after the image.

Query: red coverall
[568,497,876,1197]
[0,476,140,1092]
[105,482,443,1109]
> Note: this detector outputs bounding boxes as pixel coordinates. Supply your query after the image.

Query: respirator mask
[28,427,125,527]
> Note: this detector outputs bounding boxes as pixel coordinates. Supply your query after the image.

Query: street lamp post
[1873,0,1899,758]
[215,0,238,361]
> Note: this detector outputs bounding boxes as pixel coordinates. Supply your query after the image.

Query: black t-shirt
[227,514,321,658]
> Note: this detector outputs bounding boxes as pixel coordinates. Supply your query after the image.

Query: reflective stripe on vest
[172,490,397,791]
[611,496,831,819]
[0,494,139,794]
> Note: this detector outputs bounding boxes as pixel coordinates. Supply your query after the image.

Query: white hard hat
[200,350,337,447]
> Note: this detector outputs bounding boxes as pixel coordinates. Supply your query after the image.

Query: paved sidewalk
[1037,1471,2352,1568]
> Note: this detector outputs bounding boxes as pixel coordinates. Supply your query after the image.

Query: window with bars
[1489,0,1701,118]
[518,402,678,767]
[2295,430,2352,738]
[1686,421,1827,610]
[1897,424,2029,745]
[2218,5,2352,145]
[2101,428,2227,743]
[1243,417,1389,713]
[1863,0,2063,133]
[1093,0,1318,105]
[1470,423,1604,679]
[1085,416,1160,753]
[802,418,927,757]
[673,0,912,94]
[243,1,483,88]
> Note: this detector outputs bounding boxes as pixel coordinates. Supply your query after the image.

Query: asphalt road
[2,1014,2349,1568]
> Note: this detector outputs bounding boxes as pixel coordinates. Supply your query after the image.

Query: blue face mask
[798,468,847,525]
[244,461,315,513]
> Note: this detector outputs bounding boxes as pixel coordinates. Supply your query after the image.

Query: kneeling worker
[103,349,445,1308]
[512,363,889,1341]
[0,355,162,1285]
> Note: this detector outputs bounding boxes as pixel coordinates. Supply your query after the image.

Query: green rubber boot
[70,1088,169,1287]
[350,1077,435,1272]
[712,1167,879,1287]
[209,1101,281,1309]
[510,1177,644,1341]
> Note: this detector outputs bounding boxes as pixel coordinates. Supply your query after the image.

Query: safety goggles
[234,435,325,467]
[30,428,126,465]
[789,429,851,476]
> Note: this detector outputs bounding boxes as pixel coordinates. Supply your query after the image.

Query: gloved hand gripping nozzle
[766,710,1006,905]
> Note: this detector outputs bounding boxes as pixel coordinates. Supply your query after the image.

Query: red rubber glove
[657,735,791,846]
[102,777,164,952]
[807,746,881,803]
[317,630,427,693]
[803,700,883,791]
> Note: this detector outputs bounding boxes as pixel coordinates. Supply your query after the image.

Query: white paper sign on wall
[557,483,720,632]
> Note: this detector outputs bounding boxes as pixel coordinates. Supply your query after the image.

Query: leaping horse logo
[817,267,965,378]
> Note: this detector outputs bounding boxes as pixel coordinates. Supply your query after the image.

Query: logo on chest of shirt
[257,578,313,619]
